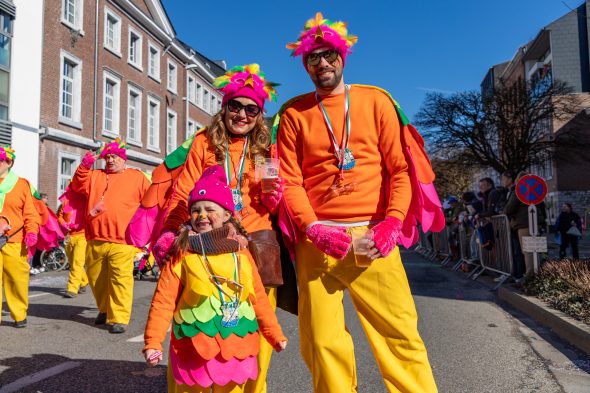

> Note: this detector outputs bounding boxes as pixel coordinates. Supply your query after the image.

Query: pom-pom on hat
[188,165,234,213]
[0,145,15,162]
[98,137,127,161]
[286,12,358,66]
[214,64,278,110]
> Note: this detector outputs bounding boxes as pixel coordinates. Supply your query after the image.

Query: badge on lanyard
[224,137,249,212]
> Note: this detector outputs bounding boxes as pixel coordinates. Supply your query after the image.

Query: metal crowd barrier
[452,225,480,272]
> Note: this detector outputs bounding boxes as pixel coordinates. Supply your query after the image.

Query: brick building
[9,0,225,209]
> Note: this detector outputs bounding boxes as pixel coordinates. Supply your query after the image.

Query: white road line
[29,293,50,299]
[127,334,144,342]
[0,361,81,393]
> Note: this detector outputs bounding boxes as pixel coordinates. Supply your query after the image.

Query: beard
[311,66,343,89]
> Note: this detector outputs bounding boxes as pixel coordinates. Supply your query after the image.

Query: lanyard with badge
[316,84,357,197]
[224,136,249,212]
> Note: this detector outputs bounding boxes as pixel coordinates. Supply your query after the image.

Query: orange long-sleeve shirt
[0,177,40,243]
[164,132,273,234]
[71,166,150,243]
[144,248,286,352]
[57,204,84,237]
[277,85,411,231]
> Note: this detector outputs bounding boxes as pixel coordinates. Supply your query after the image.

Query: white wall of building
[9,0,43,186]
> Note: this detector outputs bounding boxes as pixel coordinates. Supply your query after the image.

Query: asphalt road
[1,250,589,392]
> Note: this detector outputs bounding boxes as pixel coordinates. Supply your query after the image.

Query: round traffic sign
[516,174,547,205]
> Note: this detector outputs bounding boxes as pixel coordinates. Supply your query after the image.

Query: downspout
[92,0,99,143]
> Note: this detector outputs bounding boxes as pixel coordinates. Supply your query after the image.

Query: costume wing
[30,185,64,251]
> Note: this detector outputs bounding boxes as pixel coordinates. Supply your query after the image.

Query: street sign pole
[517,174,548,276]
[528,204,539,274]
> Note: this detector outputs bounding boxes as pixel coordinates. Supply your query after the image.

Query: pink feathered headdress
[287,12,358,66]
[0,145,16,162]
[98,137,127,161]
[214,64,278,110]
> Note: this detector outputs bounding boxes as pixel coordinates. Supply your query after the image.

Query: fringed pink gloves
[260,177,284,213]
[81,151,96,169]
[306,224,351,260]
[153,230,175,266]
[368,217,402,258]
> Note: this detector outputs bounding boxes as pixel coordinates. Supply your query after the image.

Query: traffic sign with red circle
[516,174,547,205]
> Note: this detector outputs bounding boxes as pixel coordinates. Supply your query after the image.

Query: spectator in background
[556,203,582,260]
[478,177,502,217]
[40,193,49,206]
[462,192,483,263]
[497,171,515,213]
[501,171,525,281]
[444,196,462,260]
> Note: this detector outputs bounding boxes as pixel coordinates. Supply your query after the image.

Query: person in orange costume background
[0,146,40,328]
[71,138,150,333]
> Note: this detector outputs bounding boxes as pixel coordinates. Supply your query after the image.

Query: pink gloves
[306,224,351,260]
[81,151,96,169]
[25,232,38,247]
[369,217,402,258]
[153,231,175,266]
[260,177,284,212]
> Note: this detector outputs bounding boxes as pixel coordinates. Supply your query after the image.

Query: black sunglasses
[306,49,339,66]
[227,99,261,117]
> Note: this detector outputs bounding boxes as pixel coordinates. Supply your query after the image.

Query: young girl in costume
[143,165,287,393]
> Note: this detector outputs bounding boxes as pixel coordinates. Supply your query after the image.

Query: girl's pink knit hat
[188,165,234,213]
[213,64,278,110]
[287,12,358,67]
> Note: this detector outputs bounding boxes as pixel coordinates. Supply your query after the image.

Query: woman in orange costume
[147,65,283,393]
[0,146,40,328]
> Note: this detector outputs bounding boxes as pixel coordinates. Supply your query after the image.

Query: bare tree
[415,79,582,175]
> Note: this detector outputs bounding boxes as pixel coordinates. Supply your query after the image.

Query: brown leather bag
[248,229,283,287]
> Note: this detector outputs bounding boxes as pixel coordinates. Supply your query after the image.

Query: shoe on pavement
[38,267,46,273]
[78,285,88,294]
[109,323,127,334]
[15,319,28,328]
[94,312,107,325]
[64,291,77,298]
[29,268,38,275]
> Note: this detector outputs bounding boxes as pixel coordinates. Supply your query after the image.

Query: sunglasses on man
[227,99,261,117]
[306,49,339,66]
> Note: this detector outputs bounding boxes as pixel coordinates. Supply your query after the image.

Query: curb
[498,286,590,356]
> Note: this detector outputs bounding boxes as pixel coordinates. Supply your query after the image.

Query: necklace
[224,136,249,212]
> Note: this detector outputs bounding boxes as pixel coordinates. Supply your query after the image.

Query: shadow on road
[0,353,167,393]
[24,303,97,327]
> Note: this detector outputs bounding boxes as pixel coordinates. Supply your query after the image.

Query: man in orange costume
[0,146,40,328]
[71,138,150,333]
[277,14,438,392]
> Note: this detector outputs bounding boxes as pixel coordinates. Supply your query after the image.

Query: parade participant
[143,166,287,393]
[132,64,283,392]
[71,138,150,333]
[0,146,40,328]
[275,13,441,392]
[57,186,89,298]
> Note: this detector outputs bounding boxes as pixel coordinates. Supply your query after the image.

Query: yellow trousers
[86,240,137,324]
[66,233,88,293]
[243,287,277,393]
[296,228,438,393]
[0,242,29,322]
[168,366,245,393]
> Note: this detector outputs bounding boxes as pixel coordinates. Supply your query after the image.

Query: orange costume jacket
[0,177,40,243]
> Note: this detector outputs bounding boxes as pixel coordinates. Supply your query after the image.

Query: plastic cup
[351,228,373,267]
[257,158,280,193]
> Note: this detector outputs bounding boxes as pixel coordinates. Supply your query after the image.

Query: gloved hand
[153,231,175,266]
[260,177,284,212]
[25,232,38,260]
[366,217,402,259]
[306,224,351,260]
[81,151,97,169]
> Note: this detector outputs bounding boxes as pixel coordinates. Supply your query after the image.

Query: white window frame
[147,95,161,152]
[127,84,142,146]
[148,41,160,82]
[104,8,121,57]
[167,60,177,94]
[59,50,83,129]
[196,82,203,107]
[188,75,196,104]
[57,151,81,204]
[61,0,85,34]
[186,118,202,139]
[102,71,121,138]
[210,94,217,115]
[203,89,210,112]
[127,27,143,71]
[166,108,177,154]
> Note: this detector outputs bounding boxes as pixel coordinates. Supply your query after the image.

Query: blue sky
[162,0,579,120]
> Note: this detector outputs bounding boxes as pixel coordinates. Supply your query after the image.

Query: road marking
[29,293,50,299]
[127,326,170,342]
[0,361,81,393]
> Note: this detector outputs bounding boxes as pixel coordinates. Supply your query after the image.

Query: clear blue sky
[162,0,579,120]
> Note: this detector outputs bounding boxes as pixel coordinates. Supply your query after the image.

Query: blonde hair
[206,107,271,163]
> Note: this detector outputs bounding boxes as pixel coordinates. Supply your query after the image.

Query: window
[102,71,120,136]
[127,86,142,144]
[203,89,209,112]
[188,75,195,104]
[196,83,202,107]
[148,42,160,81]
[62,0,84,32]
[128,28,142,70]
[0,13,12,121]
[167,109,177,154]
[104,9,121,55]
[167,60,177,93]
[58,153,80,197]
[147,96,160,151]
[59,50,82,127]
[210,95,217,114]
[187,119,201,138]
[217,98,222,113]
